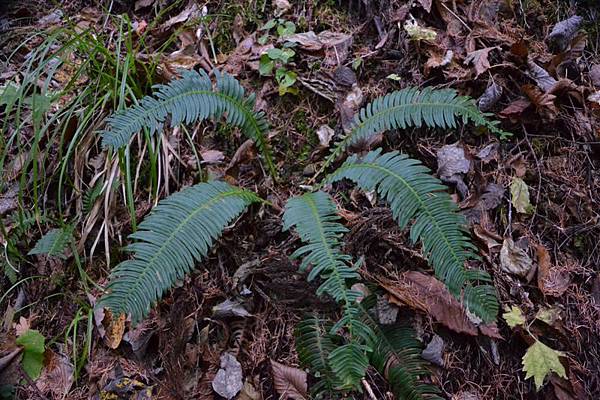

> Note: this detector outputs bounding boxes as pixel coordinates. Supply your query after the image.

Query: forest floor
[1,0,600,399]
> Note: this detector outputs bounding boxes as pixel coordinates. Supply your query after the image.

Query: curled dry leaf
[546,15,583,54]
[381,271,499,337]
[527,60,557,92]
[270,360,308,400]
[35,350,74,398]
[102,309,126,349]
[500,238,532,278]
[535,244,570,297]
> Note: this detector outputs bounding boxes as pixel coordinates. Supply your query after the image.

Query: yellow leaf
[510,177,533,214]
[502,305,526,328]
[522,340,566,390]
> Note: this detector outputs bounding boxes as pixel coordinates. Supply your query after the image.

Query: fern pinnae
[326,149,498,322]
[28,227,73,259]
[100,69,276,177]
[99,181,261,323]
[319,87,509,175]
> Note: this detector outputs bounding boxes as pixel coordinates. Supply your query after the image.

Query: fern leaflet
[98,181,261,323]
[326,149,498,322]
[322,87,509,172]
[100,69,276,177]
[28,227,73,259]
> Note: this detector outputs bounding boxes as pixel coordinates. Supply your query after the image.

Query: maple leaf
[503,305,526,328]
[522,340,566,390]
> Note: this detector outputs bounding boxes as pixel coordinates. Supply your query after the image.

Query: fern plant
[325,149,498,322]
[97,76,503,398]
[100,69,276,177]
[98,181,261,323]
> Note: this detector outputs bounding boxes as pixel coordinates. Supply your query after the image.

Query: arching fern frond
[100,69,276,177]
[326,149,498,323]
[98,181,261,323]
[283,191,360,304]
[322,87,509,172]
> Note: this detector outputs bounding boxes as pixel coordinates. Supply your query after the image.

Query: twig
[361,378,377,400]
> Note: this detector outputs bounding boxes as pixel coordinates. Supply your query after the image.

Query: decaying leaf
[535,307,561,326]
[500,238,532,277]
[382,271,498,337]
[522,340,566,390]
[478,81,503,112]
[502,305,526,328]
[316,125,335,148]
[421,334,444,366]
[212,353,244,399]
[404,19,437,41]
[527,60,557,92]
[270,360,308,400]
[522,84,558,117]
[546,15,583,54]
[102,309,126,349]
[35,350,74,398]
[416,0,432,13]
[510,177,532,214]
[535,244,570,297]
[464,47,496,77]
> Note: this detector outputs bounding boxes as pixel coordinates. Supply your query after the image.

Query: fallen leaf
[316,125,335,148]
[437,143,470,177]
[535,244,570,297]
[479,183,504,211]
[510,177,532,214]
[465,47,496,77]
[590,64,600,88]
[522,84,558,117]
[134,0,155,11]
[102,309,126,349]
[416,0,432,13]
[404,19,437,41]
[270,360,307,400]
[546,15,583,53]
[200,149,225,164]
[35,350,74,398]
[502,305,526,328]
[161,2,202,30]
[421,334,444,366]
[212,298,252,318]
[522,340,566,390]
[478,82,503,112]
[499,98,531,119]
[382,271,498,337]
[527,60,557,92]
[535,307,561,326]
[15,329,45,380]
[283,31,323,51]
[212,353,243,399]
[500,238,532,277]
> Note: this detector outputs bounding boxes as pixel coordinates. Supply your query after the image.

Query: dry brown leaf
[522,84,558,117]
[270,360,307,400]
[478,81,502,112]
[535,244,570,297]
[35,350,74,398]
[465,47,496,77]
[527,60,557,92]
[499,98,531,119]
[381,271,500,337]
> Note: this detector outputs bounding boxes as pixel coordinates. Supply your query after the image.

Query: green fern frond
[322,87,509,172]
[100,69,276,177]
[464,285,499,323]
[28,227,73,259]
[98,181,261,323]
[326,149,498,322]
[358,299,442,400]
[283,191,360,304]
[284,192,375,390]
